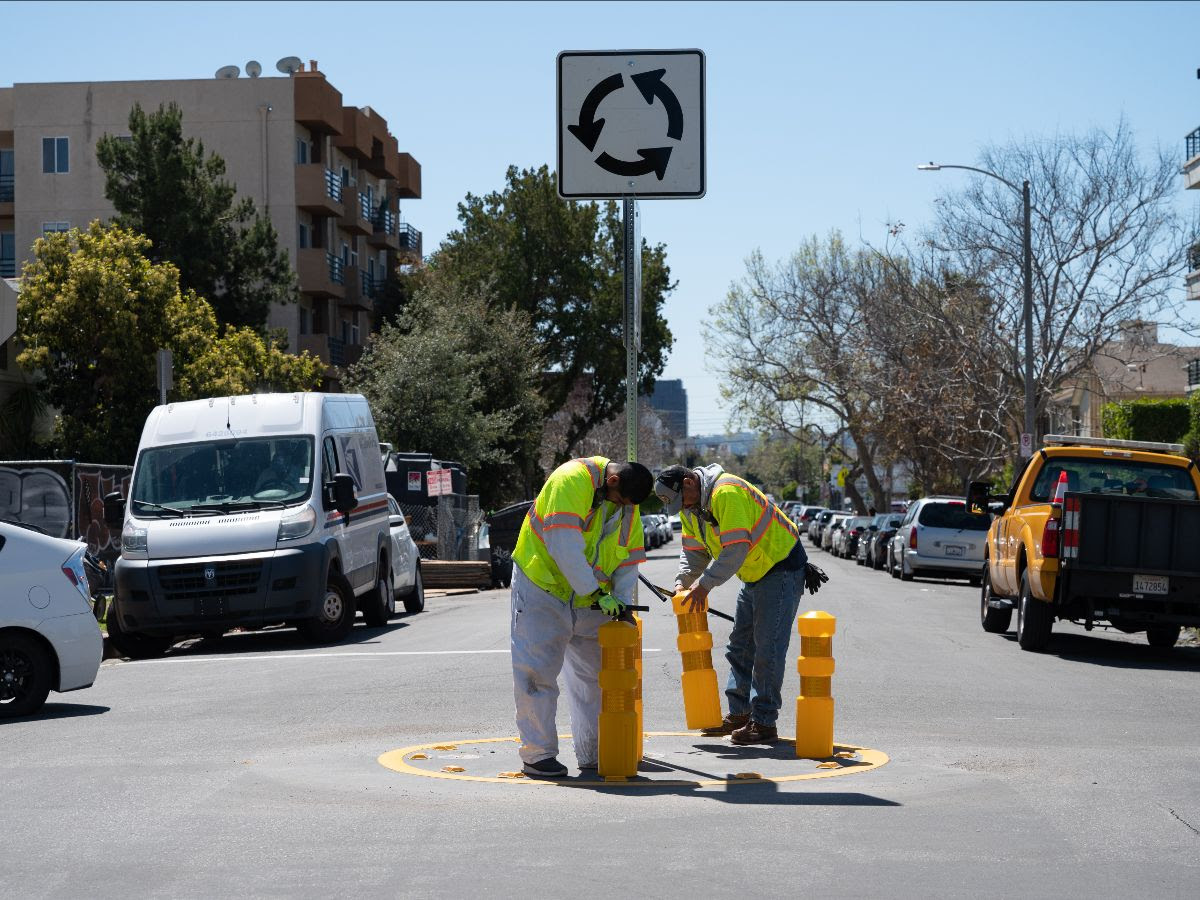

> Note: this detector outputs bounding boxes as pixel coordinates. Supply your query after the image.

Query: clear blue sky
[4,1,1197,435]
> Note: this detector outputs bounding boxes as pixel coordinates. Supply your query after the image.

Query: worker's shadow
[561,740,901,807]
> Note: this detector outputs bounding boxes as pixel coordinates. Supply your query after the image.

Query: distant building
[647,378,688,441]
[683,431,758,459]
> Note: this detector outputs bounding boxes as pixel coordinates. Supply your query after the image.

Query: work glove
[803,563,829,595]
[595,592,626,618]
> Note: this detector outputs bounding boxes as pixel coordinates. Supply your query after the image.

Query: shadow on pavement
[0,703,110,724]
[144,619,414,660]
[1001,630,1200,671]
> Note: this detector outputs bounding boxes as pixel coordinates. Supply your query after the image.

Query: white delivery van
[105,393,394,658]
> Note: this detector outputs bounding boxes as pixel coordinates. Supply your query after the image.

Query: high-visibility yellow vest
[512,456,646,604]
[680,473,799,583]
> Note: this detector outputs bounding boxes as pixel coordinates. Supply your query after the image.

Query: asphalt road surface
[3,541,1199,898]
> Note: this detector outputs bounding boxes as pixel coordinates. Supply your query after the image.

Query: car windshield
[917,501,990,531]
[1029,456,1198,502]
[130,437,315,515]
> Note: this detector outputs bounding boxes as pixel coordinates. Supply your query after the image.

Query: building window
[340,165,351,187]
[299,306,310,336]
[0,232,14,278]
[42,222,70,235]
[0,149,13,202]
[295,138,309,165]
[351,311,360,345]
[298,221,309,249]
[42,137,69,174]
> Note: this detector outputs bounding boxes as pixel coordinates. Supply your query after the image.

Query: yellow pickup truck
[970,434,1200,652]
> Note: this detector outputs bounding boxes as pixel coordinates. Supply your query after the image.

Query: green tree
[342,271,544,508]
[434,165,674,465]
[16,223,322,462]
[96,102,295,330]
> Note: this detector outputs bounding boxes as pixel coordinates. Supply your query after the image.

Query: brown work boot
[730,720,778,745]
[701,713,749,736]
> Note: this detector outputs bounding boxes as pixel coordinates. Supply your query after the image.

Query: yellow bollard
[597,619,640,779]
[634,613,644,762]
[671,592,723,730]
[795,610,836,759]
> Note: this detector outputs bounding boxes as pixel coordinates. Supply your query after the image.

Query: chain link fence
[399,496,483,561]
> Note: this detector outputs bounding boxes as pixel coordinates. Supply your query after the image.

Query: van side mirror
[332,473,358,515]
[103,491,126,528]
[967,481,992,514]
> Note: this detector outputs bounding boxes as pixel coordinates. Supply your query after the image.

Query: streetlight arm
[918,163,1023,196]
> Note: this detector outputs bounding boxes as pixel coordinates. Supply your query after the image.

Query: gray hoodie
[674,463,751,591]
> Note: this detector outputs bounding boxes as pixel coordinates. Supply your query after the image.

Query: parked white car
[1,521,103,717]
[890,496,989,584]
[386,495,424,614]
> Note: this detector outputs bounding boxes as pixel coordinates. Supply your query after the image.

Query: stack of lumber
[421,559,493,589]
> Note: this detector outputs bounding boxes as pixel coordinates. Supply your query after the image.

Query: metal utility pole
[622,196,641,461]
[1022,180,1035,447]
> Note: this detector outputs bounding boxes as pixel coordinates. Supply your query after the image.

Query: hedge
[1101,397,1191,444]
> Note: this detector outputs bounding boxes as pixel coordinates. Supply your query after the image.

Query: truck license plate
[1132,574,1168,595]
[945,544,965,557]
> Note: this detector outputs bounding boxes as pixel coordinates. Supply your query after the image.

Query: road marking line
[116,648,664,666]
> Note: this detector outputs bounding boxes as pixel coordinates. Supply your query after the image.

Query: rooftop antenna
[215,65,240,79]
[245,60,262,78]
[276,56,303,76]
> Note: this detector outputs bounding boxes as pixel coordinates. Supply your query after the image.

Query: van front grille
[157,561,263,603]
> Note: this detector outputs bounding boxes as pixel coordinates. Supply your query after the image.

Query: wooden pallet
[421,559,493,589]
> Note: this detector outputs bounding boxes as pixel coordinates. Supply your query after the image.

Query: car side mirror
[103,491,126,528]
[332,473,358,516]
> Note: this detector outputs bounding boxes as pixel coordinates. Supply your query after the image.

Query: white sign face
[427,469,453,497]
[558,49,705,199]
[1019,432,1033,458]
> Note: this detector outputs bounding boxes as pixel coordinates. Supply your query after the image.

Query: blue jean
[724,562,804,727]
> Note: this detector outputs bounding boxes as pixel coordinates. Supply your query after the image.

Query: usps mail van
[105,393,394,658]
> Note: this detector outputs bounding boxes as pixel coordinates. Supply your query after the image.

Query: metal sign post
[623,196,641,461]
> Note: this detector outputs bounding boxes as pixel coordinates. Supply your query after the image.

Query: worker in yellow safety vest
[510,457,652,778]
[654,463,807,746]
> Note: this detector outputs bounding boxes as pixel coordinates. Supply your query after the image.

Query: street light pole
[918,162,1037,452]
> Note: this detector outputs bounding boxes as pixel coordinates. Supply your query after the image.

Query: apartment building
[0,60,421,401]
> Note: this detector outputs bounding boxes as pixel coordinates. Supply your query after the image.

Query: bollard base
[795,696,835,759]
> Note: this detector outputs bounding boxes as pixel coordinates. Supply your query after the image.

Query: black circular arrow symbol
[568,67,685,182]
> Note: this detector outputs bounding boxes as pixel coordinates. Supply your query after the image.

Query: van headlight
[278,506,317,542]
[122,522,148,556]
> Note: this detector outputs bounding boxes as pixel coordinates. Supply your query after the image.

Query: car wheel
[888,549,899,579]
[1145,625,1180,649]
[900,555,914,581]
[0,633,52,718]
[968,575,982,587]
[106,602,173,659]
[362,554,395,627]
[401,565,425,614]
[301,572,356,643]
[1016,570,1053,652]
[980,565,1012,634]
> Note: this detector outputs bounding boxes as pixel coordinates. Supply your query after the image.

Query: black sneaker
[578,762,598,772]
[523,757,568,778]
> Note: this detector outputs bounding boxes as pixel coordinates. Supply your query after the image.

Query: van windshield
[130,437,315,515]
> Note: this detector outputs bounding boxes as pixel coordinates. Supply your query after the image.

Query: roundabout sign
[557,49,705,199]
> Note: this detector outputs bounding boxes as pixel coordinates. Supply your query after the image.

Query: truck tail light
[1061,496,1081,559]
[1041,517,1059,558]
[909,527,918,550]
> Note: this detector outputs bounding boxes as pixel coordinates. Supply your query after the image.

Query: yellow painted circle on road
[378,732,888,787]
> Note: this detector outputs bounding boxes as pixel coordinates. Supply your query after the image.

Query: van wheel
[980,566,1012,634]
[1146,625,1180,649]
[1016,570,1053,651]
[0,633,52,718]
[362,555,395,627]
[401,565,425,614]
[106,603,173,659]
[301,573,356,643]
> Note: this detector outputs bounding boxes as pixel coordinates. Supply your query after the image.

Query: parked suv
[890,497,989,584]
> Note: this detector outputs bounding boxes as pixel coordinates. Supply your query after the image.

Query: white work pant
[510,566,607,766]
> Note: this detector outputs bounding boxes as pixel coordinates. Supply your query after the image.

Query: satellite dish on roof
[245,60,262,78]
[276,56,303,75]
[215,65,240,79]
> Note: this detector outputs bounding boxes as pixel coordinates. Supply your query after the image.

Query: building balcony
[297,333,351,369]
[363,134,397,180]
[394,153,421,199]
[367,208,400,251]
[334,107,373,160]
[295,165,343,217]
[338,264,372,312]
[1185,127,1200,190]
[294,72,344,136]
[1188,244,1200,302]
[339,187,372,236]
[397,222,422,258]
[297,249,345,299]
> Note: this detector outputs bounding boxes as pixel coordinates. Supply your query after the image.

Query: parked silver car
[821,512,851,553]
[889,497,989,584]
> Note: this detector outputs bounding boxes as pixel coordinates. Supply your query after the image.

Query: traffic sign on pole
[1020,432,1033,458]
[558,49,705,199]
